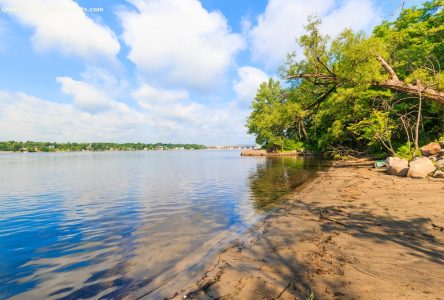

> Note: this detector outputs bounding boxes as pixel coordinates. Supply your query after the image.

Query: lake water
[0,151,327,299]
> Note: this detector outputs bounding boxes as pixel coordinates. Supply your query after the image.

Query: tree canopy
[247,0,444,158]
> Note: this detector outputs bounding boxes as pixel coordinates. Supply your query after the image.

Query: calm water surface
[0,151,327,299]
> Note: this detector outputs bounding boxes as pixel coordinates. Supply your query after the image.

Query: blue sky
[0,0,424,145]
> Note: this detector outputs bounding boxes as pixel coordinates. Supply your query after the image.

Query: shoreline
[123,160,329,300]
[0,149,208,154]
[171,159,444,299]
[240,149,322,157]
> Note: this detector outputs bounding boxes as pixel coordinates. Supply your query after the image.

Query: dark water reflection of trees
[249,157,328,211]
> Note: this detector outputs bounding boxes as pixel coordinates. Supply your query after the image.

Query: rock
[438,150,444,157]
[407,157,436,178]
[240,149,267,156]
[439,141,444,148]
[420,142,441,156]
[433,170,444,178]
[436,160,444,171]
[385,157,409,176]
[429,155,438,162]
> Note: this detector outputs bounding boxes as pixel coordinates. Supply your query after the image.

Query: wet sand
[172,159,444,300]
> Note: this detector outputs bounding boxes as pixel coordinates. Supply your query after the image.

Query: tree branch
[286,56,444,105]
[308,85,338,109]
[316,55,336,76]
[286,73,337,81]
[377,79,444,105]
[376,55,399,81]
[375,55,444,105]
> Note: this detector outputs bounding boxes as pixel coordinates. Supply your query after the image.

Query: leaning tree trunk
[286,56,444,106]
[375,56,444,105]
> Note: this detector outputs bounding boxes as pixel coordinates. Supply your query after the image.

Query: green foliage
[373,0,444,79]
[247,79,306,151]
[348,110,394,153]
[330,31,388,85]
[247,1,444,156]
[283,140,305,151]
[395,143,421,160]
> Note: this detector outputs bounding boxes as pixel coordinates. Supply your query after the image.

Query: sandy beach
[173,159,444,300]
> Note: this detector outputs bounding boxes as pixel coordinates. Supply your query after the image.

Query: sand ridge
[172,160,444,300]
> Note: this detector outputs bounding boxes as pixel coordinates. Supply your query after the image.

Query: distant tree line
[0,141,207,152]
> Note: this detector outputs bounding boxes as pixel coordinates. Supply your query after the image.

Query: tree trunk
[376,56,444,105]
[286,56,444,105]
[377,79,444,105]
[414,81,423,157]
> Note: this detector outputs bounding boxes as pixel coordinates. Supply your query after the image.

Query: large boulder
[436,160,444,171]
[420,142,441,156]
[407,157,436,178]
[386,157,409,176]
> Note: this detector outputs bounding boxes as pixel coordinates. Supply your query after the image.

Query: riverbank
[173,159,444,299]
[240,149,319,157]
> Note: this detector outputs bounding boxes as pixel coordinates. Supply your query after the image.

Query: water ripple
[0,151,327,299]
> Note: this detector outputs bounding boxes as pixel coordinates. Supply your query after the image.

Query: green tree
[247,1,444,157]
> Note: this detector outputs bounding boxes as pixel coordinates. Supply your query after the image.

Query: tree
[247,1,444,156]
[247,79,305,151]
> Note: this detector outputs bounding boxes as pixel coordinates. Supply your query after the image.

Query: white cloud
[133,84,189,107]
[56,68,132,114]
[249,0,380,68]
[131,83,251,143]
[0,84,253,144]
[233,66,269,103]
[321,1,380,35]
[133,84,220,125]
[0,0,120,60]
[118,0,244,91]
[0,91,145,142]
[57,77,116,113]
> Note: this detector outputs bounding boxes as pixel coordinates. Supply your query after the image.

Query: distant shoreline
[0,141,259,153]
[0,141,207,152]
[0,149,206,153]
[0,148,252,154]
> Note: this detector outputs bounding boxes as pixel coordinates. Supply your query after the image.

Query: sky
[0,0,424,145]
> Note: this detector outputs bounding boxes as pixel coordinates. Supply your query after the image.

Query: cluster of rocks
[385,141,444,179]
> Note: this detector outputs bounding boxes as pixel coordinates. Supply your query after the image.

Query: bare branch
[308,85,338,109]
[316,55,336,76]
[376,56,399,81]
[286,73,337,81]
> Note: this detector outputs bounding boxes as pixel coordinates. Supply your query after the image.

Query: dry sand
[172,159,444,300]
